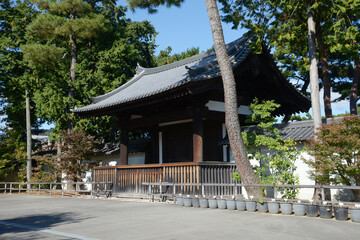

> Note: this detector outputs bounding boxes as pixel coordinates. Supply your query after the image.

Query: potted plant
[208,196,218,209]
[191,195,200,208]
[199,195,209,208]
[217,196,227,209]
[226,196,236,210]
[176,194,184,206]
[245,196,257,212]
[319,201,332,219]
[350,204,360,223]
[279,199,292,215]
[334,203,349,221]
[257,198,268,213]
[235,197,246,211]
[293,200,306,216]
[268,199,280,214]
[183,195,192,207]
[306,200,319,217]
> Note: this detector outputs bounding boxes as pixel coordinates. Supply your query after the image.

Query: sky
[117,0,349,117]
[117,0,246,54]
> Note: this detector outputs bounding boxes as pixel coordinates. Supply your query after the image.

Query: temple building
[72,36,311,196]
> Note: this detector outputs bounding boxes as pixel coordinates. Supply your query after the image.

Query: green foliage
[0,129,27,180]
[219,0,360,111]
[30,154,60,183]
[244,99,300,199]
[290,113,313,122]
[155,46,200,66]
[306,115,360,194]
[22,1,157,140]
[127,0,184,14]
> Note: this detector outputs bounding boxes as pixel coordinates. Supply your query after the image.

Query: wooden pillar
[118,119,129,165]
[193,107,203,162]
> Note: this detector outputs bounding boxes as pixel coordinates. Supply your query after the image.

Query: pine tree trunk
[205,0,262,198]
[68,11,76,130]
[26,89,32,186]
[350,57,360,115]
[316,24,332,118]
[307,1,322,200]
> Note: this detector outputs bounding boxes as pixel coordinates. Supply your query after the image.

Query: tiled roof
[276,120,315,141]
[72,36,253,113]
[220,117,349,144]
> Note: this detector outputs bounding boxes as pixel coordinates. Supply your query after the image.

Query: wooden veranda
[93,162,241,196]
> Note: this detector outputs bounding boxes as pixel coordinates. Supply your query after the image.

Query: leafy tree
[306,115,360,202]
[0,0,40,181]
[58,127,99,182]
[23,0,113,130]
[0,129,27,180]
[236,99,300,199]
[155,46,200,66]
[127,0,263,197]
[23,1,157,142]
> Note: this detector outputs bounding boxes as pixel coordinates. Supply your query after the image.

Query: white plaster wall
[296,151,315,200]
[229,144,315,200]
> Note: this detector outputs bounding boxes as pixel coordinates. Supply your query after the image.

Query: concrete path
[0,195,359,240]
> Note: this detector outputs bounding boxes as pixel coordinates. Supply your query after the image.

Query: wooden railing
[93,162,240,195]
[0,182,112,198]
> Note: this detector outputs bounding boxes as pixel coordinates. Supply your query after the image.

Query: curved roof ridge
[91,69,146,103]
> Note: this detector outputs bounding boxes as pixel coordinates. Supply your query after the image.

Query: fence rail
[93,162,239,195]
[143,182,360,205]
[0,182,112,198]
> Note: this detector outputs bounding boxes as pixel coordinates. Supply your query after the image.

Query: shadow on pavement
[0,212,89,237]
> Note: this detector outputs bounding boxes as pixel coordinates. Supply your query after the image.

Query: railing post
[10,183,12,194]
[273,184,277,199]
[201,184,205,196]
[5,183,7,194]
[38,183,41,195]
[27,183,30,195]
[18,183,21,193]
[321,185,325,201]
[62,183,64,197]
[136,169,139,193]
[234,183,238,196]
[76,182,78,198]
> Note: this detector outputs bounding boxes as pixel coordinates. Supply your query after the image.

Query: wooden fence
[0,182,112,197]
[93,162,240,195]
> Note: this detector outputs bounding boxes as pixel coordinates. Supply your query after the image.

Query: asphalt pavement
[0,195,359,240]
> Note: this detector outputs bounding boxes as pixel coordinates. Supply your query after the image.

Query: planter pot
[208,199,218,209]
[334,207,348,221]
[246,201,257,212]
[257,202,268,213]
[177,197,184,206]
[236,200,246,211]
[268,202,280,214]
[226,200,236,210]
[280,202,292,215]
[350,208,360,223]
[199,198,208,208]
[306,205,319,217]
[293,204,306,216]
[319,205,333,219]
[217,199,227,209]
[183,198,192,207]
[192,198,200,208]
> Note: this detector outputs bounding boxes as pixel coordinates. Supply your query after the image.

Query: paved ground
[0,195,359,240]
